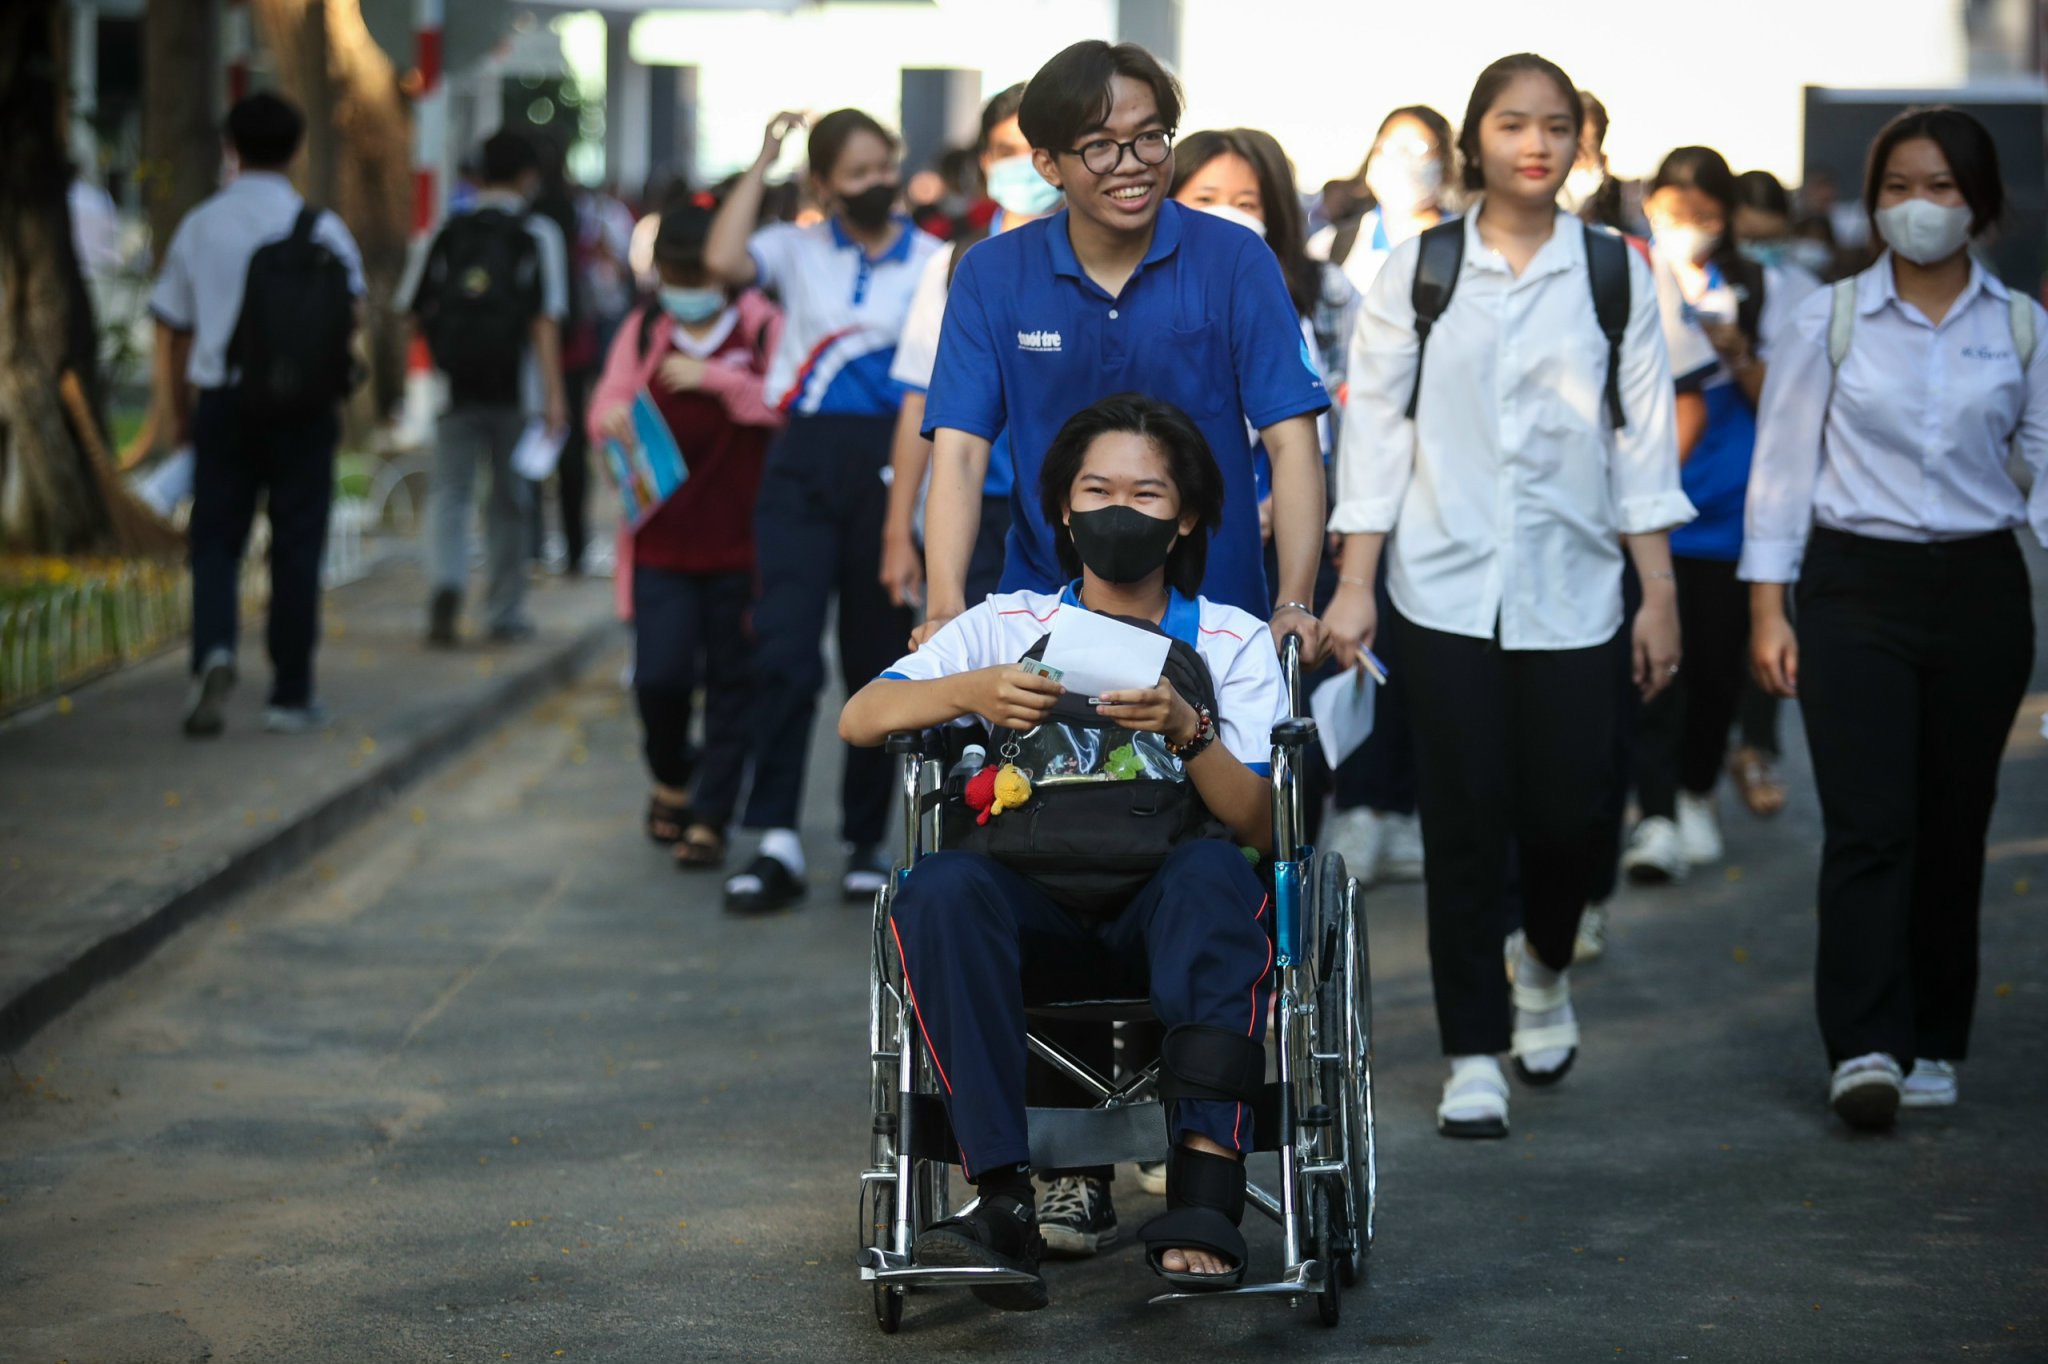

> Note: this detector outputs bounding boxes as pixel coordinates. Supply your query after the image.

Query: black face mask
[840,183,898,231]
[1068,505,1182,584]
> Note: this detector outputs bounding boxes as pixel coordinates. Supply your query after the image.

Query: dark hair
[807,108,898,183]
[1348,104,1456,207]
[226,92,304,169]
[1457,53,1583,193]
[1861,105,2004,237]
[1171,128,1318,320]
[653,188,720,270]
[1651,146,1762,338]
[1019,40,1184,154]
[480,129,540,186]
[1039,393,1224,598]
[1733,168,1793,219]
[1578,89,1609,151]
[978,83,1029,154]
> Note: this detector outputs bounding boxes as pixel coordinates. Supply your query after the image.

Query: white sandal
[1437,1059,1510,1139]
[1510,975,1579,1086]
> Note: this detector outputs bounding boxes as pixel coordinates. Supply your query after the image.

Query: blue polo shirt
[923,201,1329,617]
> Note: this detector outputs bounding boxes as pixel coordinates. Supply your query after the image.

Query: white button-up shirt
[1331,207,1693,650]
[1739,253,2048,582]
[149,171,366,389]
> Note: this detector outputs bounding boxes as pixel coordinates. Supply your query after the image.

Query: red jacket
[587,290,783,574]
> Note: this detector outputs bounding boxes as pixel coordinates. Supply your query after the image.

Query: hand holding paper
[1041,608,1173,701]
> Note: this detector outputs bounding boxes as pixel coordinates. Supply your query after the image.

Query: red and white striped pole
[223,0,253,105]
[401,0,447,447]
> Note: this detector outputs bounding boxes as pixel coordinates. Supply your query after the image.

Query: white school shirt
[149,171,366,389]
[397,191,570,418]
[878,584,1287,775]
[750,215,942,416]
[1330,207,1693,650]
[1739,253,2048,583]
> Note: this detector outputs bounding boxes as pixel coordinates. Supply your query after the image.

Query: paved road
[3,587,2045,1360]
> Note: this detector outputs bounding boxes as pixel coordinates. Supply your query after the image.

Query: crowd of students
[151,36,2043,1279]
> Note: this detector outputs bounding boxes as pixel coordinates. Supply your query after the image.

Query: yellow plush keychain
[989,763,1034,819]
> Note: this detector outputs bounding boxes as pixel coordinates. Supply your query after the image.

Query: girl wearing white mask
[1743,106,2047,1132]
[1308,106,1457,298]
[882,85,1055,614]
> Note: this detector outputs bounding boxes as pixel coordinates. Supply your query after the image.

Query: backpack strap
[2008,290,2037,369]
[1404,219,1465,420]
[1827,278,1858,369]
[1328,214,1365,268]
[1582,224,1631,429]
[289,205,321,246]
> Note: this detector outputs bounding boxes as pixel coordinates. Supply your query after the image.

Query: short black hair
[1733,168,1794,219]
[1039,393,1224,599]
[480,129,540,186]
[807,108,898,183]
[1862,105,2004,236]
[1457,53,1582,193]
[226,92,304,169]
[978,82,1028,154]
[653,188,719,270]
[1018,40,1183,154]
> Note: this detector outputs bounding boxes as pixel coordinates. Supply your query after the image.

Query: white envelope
[511,420,565,481]
[1040,608,1173,700]
[1309,668,1377,769]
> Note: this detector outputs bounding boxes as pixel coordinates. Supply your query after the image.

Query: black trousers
[1635,556,1749,819]
[742,413,912,847]
[632,566,752,826]
[1737,679,1781,755]
[1796,527,2034,1065]
[1397,609,1629,1056]
[188,389,337,707]
[1334,560,1419,815]
[528,369,593,571]
[963,494,1013,605]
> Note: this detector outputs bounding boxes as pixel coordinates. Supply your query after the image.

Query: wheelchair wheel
[1337,876,1376,1287]
[862,1180,904,1333]
[1312,1179,1341,1326]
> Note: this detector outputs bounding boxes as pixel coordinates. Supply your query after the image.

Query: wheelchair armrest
[1271,717,1318,751]
[885,731,922,758]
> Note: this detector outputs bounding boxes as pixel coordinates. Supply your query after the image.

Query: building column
[899,68,980,180]
[604,14,650,199]
[1116,0,1182,68]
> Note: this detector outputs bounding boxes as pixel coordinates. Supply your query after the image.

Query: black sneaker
[1038,1174,1118,1257]
[841,845,891,902]
[426,588,461,647]
[723,853,806,915]
[914,1193,1049,1311]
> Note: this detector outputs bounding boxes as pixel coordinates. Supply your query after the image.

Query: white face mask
[1655,224,1721,268]
[1197,202,1266,239]
[1557,164,1605,215]
[1365,147,1443,217]
[1874,197,1973,265]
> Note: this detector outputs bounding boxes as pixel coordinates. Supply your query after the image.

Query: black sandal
[645,794,691,846]
[1140,1146,1249,1289]
[723,854,807,914]
[674,823,727,870]
[913,1193,1049,1312]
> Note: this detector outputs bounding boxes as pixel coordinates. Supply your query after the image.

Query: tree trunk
[141,0,221,272]
[0,0,113,552]
[251,0,412,426]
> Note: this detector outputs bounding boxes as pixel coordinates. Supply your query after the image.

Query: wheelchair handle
[1280,632,1304,720]
[885,731,921,757]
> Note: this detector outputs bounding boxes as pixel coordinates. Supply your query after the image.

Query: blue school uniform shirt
[923,201,1330,617]
[749,214,942,417]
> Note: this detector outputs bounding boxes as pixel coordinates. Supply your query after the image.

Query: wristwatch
[1168,701,1217,762]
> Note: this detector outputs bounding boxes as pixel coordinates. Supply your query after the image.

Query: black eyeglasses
[1061,129,1173,177]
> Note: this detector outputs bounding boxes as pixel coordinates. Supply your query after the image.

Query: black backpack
[929,620,1231,916]
[414,208,542,404]
[1406,218,1634,428]
[227,206,357,420]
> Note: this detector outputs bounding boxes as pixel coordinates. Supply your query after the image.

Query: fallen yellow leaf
[410,807,426,824]
[163,791,180,808]
[55,695,72,714]
[1731,947,1750,964]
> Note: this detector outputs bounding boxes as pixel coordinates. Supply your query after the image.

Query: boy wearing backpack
[149,92,365,737]
[405,129,570,646]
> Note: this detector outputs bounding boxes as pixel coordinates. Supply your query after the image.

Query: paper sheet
[1310,668,1377,769]
[1040,608,1172,700]
[130,444,195,514]
[511,421,565,481]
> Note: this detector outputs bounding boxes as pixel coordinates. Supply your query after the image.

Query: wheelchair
[856,636,1377,1330]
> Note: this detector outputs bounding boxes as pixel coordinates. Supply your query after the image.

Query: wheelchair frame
[857,636,1377,1331]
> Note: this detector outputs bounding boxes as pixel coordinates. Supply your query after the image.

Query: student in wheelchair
[839,392,1289,1310]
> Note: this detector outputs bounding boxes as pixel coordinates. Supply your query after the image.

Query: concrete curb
[0,616,620,1054]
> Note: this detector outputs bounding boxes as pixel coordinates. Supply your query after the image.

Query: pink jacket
[585,289,784,447]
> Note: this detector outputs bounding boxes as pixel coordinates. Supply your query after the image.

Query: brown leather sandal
[1728,746,1787,818]
[674,823,727,870]
[646,794,690,845]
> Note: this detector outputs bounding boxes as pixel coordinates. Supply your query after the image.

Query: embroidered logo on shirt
[1961,345,2013,362]
[1017,329,1064,353]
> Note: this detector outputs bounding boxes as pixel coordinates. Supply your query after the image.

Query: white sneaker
[1623,817,1688,884]
[1378,811,1425,882]
[1829,1052,1903,1131]
[1323,807,1386,885]
[1573,903,1608,964]
[1676,791,1724,865]
[1901,1059,1957,1108]
[1132,1160,1168,1197]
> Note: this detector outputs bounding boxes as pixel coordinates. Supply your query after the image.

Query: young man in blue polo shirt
[918,40,1329,660]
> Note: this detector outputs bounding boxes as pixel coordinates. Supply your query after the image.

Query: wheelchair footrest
[1146,1260,1325,1306]
[859,1247,1039,1288]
